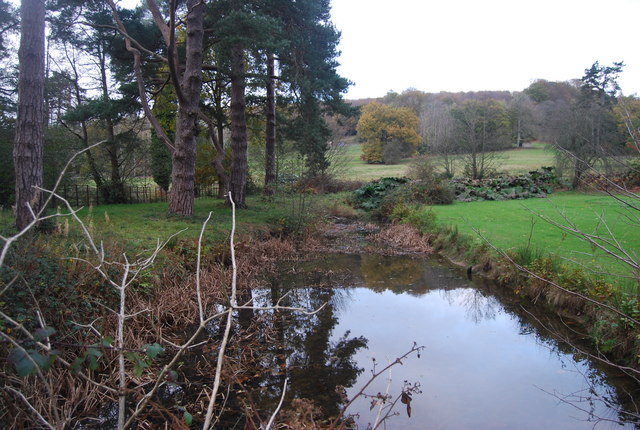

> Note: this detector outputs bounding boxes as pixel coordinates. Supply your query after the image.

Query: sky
[330,0,640,99]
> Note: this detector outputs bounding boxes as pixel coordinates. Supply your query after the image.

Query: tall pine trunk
[228,44,248,208]
[100,46,126,203]
[168,0,204,216]
[264,53,277,197]
[13,0,45,230]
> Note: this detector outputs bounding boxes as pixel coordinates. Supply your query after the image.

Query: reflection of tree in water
[260,254,640,427]
[360,254,424,292]
[237,279,367,422]
[457,288,501,324]
[360,254,477,296]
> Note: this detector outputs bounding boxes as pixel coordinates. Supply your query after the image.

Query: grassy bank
[424,192,639,288]
[388,190,640,365]
[0,193,337,251]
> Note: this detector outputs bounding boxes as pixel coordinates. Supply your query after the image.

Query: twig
[265,378,288,430]
[203,192,238,429]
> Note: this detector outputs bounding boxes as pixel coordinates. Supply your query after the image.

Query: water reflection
[261,253,640,429]
[243,281,367,421]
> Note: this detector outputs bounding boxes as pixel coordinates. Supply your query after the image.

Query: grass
[336,141,556,181]
[425,192,640,286]
[489,142,556,174]
[0,194,327,251]
[335,139,411,181]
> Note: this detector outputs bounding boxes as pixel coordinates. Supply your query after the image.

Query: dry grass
[370,224,433,254]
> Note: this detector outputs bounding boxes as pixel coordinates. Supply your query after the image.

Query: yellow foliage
[356,102,421,164]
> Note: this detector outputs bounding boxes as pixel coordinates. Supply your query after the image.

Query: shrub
[403,207,438,234]
[377,180,454,220]
[509,244,547,266]
[453,167,557,202]
[350,177,409,211]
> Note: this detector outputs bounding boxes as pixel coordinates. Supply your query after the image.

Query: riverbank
[380,204,640,371]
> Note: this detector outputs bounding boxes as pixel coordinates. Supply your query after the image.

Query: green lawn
[426,192,639,284]
[337,141,556,181]
[335,141,411,181]
[0,194,317,250]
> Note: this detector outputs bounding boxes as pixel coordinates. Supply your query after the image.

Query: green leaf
[30,351,50,370]
[143,343,164,359]
[183,411,193,426]
[71,356,85,372]
[133,360,148,378]
[88,355,98,371]
[87,348,103,358]
[102,336,114,348]
[8,348,35,377]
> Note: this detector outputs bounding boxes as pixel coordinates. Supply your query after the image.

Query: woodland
[2,0,640,428]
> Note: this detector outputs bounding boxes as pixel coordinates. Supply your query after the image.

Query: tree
[508,92,535,147]
[421,100,457,176]
[274,0,352,175]
[264,52,276,196]
[0,0,17,208]
[13,0,45,230]
[450,99,510,179]
[357,102,420,164]
[552,62,626,188]
[203,0,284,208]
[108,0,205,216]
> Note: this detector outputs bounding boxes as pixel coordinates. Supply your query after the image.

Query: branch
[106,0,175,153]
[203,192,238,429]
[0,141,106,268]
[330,343,424,427]
[264,378,288,430]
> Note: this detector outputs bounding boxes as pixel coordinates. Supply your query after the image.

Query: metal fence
[58,184,220,207]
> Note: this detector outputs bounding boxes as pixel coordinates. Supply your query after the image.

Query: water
[263,253,640,429]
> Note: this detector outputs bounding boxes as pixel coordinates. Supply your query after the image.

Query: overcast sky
[330,0,640,99]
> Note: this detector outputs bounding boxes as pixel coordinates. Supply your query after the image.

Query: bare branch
[265,378,288,430]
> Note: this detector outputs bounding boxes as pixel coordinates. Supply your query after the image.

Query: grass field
[0,194,327,250]
[426,192,639,285]
[335,140,411,181]
[337,141,556,181]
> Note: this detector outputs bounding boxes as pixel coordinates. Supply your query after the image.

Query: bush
[453,167,557,202]
[378,180,454,219]
[351,177,409,211]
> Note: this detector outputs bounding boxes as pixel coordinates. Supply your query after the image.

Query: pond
[253,253,640,429]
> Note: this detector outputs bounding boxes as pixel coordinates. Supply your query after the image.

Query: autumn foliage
[356,102,421,164]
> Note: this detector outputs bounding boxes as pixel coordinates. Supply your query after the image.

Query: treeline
[0,0,353,220]
[354,62,640,183]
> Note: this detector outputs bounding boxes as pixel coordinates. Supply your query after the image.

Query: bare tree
[421,100,457,176]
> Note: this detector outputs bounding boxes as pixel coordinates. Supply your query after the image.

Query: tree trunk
[264,52,277,197]
[100,44,126,203]
[13,0,45,230]
[216,123,226,199]
[168,0,204,216]
[228,44,248,208]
